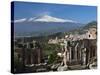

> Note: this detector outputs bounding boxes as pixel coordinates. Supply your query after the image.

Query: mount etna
[13,15,84,37]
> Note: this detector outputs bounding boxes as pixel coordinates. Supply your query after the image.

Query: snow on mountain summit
[33,15,75,23]
[14,15,77,23]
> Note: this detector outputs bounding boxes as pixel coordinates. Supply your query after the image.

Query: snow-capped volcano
[14,15,83,37]
[33,15,75,22]
[14,15,76,23]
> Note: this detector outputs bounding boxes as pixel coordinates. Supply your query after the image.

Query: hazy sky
[13,1,97,23]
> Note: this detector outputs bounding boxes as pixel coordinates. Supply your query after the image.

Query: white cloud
[14,18,27,23]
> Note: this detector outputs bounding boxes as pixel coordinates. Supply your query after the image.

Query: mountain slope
[83,21,97,29]
[66,21,97,35]
[14,15,83,37]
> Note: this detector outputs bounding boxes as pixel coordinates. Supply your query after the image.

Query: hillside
[66,21,97,35]
[83,21,97,29]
